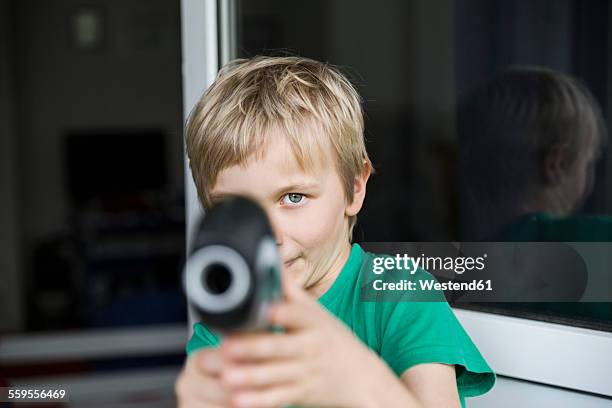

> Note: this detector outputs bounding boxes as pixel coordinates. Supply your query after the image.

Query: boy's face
[564,142,598,212]
[210,130,364,288]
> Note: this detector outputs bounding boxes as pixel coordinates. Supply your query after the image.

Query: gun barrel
[183,196,281,331]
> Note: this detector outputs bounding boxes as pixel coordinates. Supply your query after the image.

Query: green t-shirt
[494,212,612,242]
[187,244,496,406]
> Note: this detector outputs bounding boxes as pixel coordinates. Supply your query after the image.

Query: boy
[458,66,609,241]
[177,56,495,407]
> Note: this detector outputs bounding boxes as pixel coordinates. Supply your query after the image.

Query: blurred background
[0,0,611,406]
[0,0,186,406]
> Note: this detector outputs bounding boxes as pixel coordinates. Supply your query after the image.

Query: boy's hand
[218,278,405,408]
[176,348,231,407]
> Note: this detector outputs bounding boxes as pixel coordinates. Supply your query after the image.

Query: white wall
[181,0,218,253]
[455,308,612,404]
[469,376,612,408]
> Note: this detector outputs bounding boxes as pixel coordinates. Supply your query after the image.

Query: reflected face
[561,143,599,213]
[210,131,351,288]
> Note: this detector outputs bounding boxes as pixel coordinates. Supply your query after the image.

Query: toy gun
[183,196,282,331]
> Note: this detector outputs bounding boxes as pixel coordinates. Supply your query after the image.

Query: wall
[469,376,612,407]
[12,0,184,243]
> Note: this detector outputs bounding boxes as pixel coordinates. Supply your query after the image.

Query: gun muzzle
[184,196,281,331]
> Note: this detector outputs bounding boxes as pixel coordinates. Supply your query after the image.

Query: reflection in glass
[458,67,609,241]
[235,0,612,330]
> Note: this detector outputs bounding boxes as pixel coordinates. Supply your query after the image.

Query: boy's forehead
[212,130,335,197]
[260,124,337,170]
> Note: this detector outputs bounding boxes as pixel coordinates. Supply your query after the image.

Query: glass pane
[236,0,612,331]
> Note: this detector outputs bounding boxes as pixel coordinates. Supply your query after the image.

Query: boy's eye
[281,193,305,205]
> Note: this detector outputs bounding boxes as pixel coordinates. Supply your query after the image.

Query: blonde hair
[185,56,372,236]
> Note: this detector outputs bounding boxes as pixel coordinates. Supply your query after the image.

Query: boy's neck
[306,241,352,299]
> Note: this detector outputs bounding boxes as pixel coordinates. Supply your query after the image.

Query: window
[235,0,612,331]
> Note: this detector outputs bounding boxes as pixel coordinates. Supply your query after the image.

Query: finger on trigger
[222,360,300,388]
[178,372,229,405]
[195,348,224,375]
[222,332,301,361]
[269,302,319,330]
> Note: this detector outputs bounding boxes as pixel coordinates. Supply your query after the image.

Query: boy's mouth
[283,256,300,268]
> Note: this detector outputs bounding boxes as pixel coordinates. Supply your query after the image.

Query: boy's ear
[541,143,571,186]
[345,162,372,217]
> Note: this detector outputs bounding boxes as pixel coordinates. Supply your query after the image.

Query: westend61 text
[372,279,493,292]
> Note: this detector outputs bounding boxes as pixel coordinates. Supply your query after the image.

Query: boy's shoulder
[351,248,496,401]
